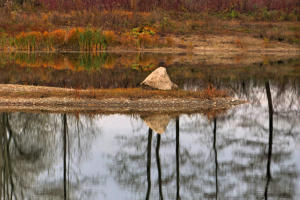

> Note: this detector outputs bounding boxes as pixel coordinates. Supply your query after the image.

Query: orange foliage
[15,57,85,71]
[12,27,169,51]
[49,29,67,46]
[42,31,49,39]
[16,32,25,41]
[138,33,158,48]
[67,28,79,41]
[103,31,118,45]
[67,27,84,41]
[120,32,136,48]
[66,27,82,46]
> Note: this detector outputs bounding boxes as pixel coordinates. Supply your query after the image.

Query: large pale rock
[141,114,173,134]
[141,67,178,90]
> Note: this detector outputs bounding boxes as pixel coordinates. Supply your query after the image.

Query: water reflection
[1,52,299,90]
[213,118,218,200]
[0,113,101,199]
[176,117,180,200]
[146,128,152,200]
[141,115,172,134]
[0,81,299,199]
[264,81,273,200]
[156,133,163,200]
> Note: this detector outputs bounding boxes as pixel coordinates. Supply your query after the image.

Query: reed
[2,25,175,51]
[10,28,110,52]
[0,33,8,50]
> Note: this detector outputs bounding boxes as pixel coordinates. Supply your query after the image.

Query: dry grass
[0,84,227,100]
[1,9,299,52]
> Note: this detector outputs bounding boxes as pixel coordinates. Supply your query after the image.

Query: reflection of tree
[146,128,152,200]
[175,117,180,200]
[63,114,68,200]
[264,81,273,199]
[0,112,101,199]
[0,113,16,200]
[0,112,59,199]
[110,116,209,199]
[109,80,300,199]
[156,133,163,200]
[109,129,149,198]
[37,114,101,199]
[212,80,298,199]
[213,118,218,200]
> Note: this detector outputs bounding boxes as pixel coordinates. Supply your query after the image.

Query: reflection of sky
[86,115,135,200]
[294,141,300,199]
[11,84,300,199]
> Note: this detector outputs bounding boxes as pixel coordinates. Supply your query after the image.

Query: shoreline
[1,48,300,54]
[0,96,245,114]
[0,84,246,114]
[1,34,300,55]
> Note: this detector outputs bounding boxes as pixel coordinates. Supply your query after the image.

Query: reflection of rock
[141,114,173,134]
[141,67,178,90]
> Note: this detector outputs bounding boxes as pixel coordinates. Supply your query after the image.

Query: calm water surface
[0,53,300,199]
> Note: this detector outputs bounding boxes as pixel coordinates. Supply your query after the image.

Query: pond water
[0,52,300,199]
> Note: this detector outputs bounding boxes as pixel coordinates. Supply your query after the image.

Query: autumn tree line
[0,0,299,13]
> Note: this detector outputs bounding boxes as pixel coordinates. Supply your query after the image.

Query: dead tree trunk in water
[156,134,163,200]
[176,117,180,200]
[146,128,152,200]
[264,81,273,200]
[213,118,219,200]
[62,114,67,200]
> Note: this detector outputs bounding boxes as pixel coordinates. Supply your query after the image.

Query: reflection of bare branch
[0,112,102,199]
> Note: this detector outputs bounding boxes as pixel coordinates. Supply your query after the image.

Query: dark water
[0,53,300,199]
[0,52,299,89]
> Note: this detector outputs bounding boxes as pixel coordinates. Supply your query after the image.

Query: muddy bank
[0,84,245,114]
